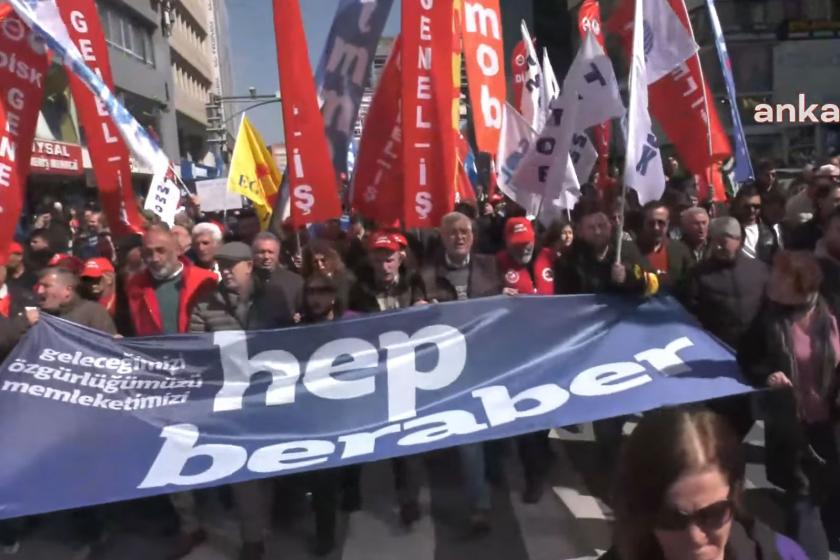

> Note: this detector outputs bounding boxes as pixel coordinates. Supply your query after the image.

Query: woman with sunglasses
[602,407,806,560]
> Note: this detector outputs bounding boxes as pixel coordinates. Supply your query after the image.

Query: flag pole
[615,180,627,264]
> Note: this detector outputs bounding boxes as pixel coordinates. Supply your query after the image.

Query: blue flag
[0,296,753,520]
[315,0,394,178]
[706,0,754,184]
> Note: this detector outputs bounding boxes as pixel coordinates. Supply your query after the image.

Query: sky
[224,0,401,145]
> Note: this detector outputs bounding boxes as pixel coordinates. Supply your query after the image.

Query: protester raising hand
[610,262,626,285]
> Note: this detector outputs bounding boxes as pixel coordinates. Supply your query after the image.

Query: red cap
[81,258,115,279]
[9,242,22,255]
[505,217,535,246]
[48,254,84,275]
[390,232,408,249]
[368,231,400,253]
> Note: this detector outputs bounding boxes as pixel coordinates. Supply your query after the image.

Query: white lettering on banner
[139,336,698,490]
[212,324,467,422]
[670,62,707,121]
[408,0,436,221]
[464,2,503,133]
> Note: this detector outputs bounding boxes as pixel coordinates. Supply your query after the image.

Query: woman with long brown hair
[603,407,806,560]
[301,238,355,311]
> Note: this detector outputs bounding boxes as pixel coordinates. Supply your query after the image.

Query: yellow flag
[227,115,282,229]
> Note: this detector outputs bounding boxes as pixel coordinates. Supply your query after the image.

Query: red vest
[125,261,217,336]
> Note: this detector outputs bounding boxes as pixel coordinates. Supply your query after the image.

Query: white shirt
[741,224,759,259]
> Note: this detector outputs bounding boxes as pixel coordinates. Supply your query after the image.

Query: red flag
[0,14,48,261]
[462,1,506,156]
[58,0,144,238]
[352,38,403,225]
[456,135,476,203]
[577,0,613,192]
[401,0,457,229]
[273,0,342,226]
[608,0,732,189]
[510,39,527,111]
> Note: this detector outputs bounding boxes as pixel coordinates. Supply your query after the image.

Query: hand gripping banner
[0,13,47,262]
[0,296,754,520]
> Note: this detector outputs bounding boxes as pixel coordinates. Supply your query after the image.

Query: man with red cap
[496,217,555,295]
[346,231,428,528]
[79,258,117,317]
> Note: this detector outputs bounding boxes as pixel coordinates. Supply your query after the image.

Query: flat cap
[215,241,252,263]
[709,217,742,240]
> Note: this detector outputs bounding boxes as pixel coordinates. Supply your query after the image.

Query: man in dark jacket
[553,206,657,464]
[251,231,303,327]
[554,207,657,297]
[346,232,426,528]
[349,232,427,312]
[687,217,769,441]
[636,201,692,296]
[686,217,770,350]
[680,207,710,265]
[731,185,778,263]
[419,211,501,532]
[188,241,271,560]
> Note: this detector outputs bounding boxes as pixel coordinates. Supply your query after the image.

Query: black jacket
[553,240,650,296]
[685,255,769,348]
[348,265,427,312]
[817,250,840,319]
[789,217,822,251]
[737,299,840,495]
[420,252,501,302]
[252,266,304,328]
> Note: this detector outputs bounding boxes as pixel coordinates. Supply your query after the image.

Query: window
[99,3,155,67]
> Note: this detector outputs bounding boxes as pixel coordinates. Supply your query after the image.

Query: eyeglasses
[654,499,734,531]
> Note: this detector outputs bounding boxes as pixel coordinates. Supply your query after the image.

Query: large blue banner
[315,0,394,178]
[0,296,753,520]
[706,0,754,185]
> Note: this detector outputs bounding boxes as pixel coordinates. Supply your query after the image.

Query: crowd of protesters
[0,154,839,560]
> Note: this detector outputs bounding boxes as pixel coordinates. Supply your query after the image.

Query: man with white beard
[124,223,217,558]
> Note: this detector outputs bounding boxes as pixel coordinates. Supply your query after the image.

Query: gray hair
[681,206,709,222]
[192,222,223,243]
[440,211,473,232]
[252,231,280,248]
[39,266,79,289]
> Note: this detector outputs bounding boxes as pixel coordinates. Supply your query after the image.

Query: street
[9,418,835,560]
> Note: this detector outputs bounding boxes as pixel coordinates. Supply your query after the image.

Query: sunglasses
[654,499,734,531]
[305,286,336,295]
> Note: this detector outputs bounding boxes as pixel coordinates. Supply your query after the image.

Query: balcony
[169,28,213,81]
[174,86,209,126]
[178,0,209,33]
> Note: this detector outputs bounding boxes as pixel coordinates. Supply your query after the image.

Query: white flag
[538,155,582,227]
[541,47,561,114]
[564,31,626,132]
[642,0,698,84]
[624,0,667,204]
[518,21,544,132]
[570,131,598,184]
[511,91,581,203]
[496,104,542,218]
